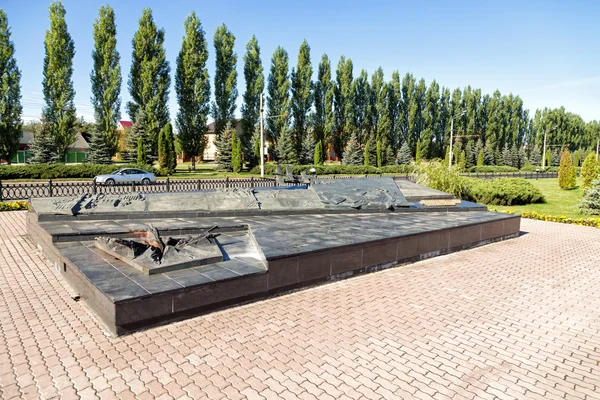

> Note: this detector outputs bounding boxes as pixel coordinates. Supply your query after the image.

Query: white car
[94,168,157,185]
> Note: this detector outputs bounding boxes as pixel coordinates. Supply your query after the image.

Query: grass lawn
[488,177,588,219]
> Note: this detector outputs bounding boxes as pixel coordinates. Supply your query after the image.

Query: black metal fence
[0,171,557,201]
[0,177,278,201]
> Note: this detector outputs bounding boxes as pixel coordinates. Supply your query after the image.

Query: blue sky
[2,0,599,123]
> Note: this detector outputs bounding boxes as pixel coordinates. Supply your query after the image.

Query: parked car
[94,168,156,185]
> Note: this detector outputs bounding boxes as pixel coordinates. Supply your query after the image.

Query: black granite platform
[26,178,521,335]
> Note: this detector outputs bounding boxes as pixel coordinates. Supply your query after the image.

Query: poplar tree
[212,23,237,137]
[333,56,353,158]
[241,35,264,160]
[290,40,313,161]
[42,1,76,162]
[351,69,371,144]
[127,8,170,157]
[0,9,22,164]
[137,136,147,165]
[313,54,334,163]
[266,46,290,145]
[90,5,121,158]
[422,80,440,159]
[176,12,210,170]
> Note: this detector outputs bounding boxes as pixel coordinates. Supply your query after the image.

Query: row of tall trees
[0,3,599,167]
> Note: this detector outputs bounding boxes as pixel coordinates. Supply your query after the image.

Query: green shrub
[0,164,158,180]
[468,165,519,173]
[580,153,598,190]
[465,178,545,206]
[416,162,472,200]
[579,179,600,215]
[0,201,28,212]
[248,163,414,176]
[558,149,576,190]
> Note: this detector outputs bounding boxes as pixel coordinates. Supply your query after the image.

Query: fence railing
[0,171,557,201]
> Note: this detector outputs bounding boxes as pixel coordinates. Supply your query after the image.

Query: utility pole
[596,136,599,162]
[542,125,558,170]
[260,94,265,178]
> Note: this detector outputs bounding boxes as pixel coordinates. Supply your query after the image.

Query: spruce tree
[137,136,147,166]
[212,23,237,137]
[502,144,512,166]
[397,141,411,165]
[91,5,121,158]
[313,141,324,165]
[385,145,396,166]
[266,46,290,146]
[231,132,242,173]
[43,1,76,162]
[300,133,314,165]
[530,145,541,166]
[0,9,22,164]
[276,127,297,165]
[558,149,576,190]
[241,36,263,157]
[290,40,313,160]
[125,110,150,163]
[216,123,233,171]
[579,178,600,215]
[551,149,560,167]
[517,147,527,169]
[29,121,59,164]
[581,153,598,189]
[127,8,170,158]
[484,142,495,165]
[342,131,363,166]
[176,12,210,170]
[464,141,474,168]
[313,54,334,165]
[86,127,112,164]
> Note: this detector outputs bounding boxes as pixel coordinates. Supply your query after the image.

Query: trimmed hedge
[463,177,545,206]
[492,209,600,228]
[468,165,519,173]
[519,165,559,172]
[0,201,28,212]
[0,164,157,180]
[248,163,415,176]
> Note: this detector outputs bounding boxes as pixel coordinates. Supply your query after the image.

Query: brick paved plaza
[1,210,599,399]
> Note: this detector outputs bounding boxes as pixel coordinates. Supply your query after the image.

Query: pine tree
[29,121,59,164]
[266,46,290,146]
[212,23,237,137]
[290,40,312,160]
[396,141,410,165]
[314,140,324,165]
[176,12,210,170]
[125,110,150,162]
[558,149,576,190]
[216,123,233,171]
[137,136,147,165]
[43,1,77,162]
[477,150,484,166]
[0,9,22,164]
[276,127,297,165]
[86,127,112,164]
[241,36,263,157]
[231,131,242,173]
[313,54,334,165]
[127,8,170,158]
[91,5,121,158]
[342,131,363,166]
[581,153,598,189]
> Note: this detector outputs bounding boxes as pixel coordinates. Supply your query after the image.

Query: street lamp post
[259,94,265,178]
[596,136,599,162]
[449,111,467,168]
[541,125,558,170]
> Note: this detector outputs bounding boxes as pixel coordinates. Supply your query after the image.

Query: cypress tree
[397,141,411,165]
[342,131,363,166]
[241,35,264,158]
[573,150,581,167]
[580,153,598,189]
[477,150,484,166]
[251,132,260,167]
[558,149,576,190]
[176,12,210,170]
[127,8,170,158]
[0,9,22,164]
[43,1,76,162]
[231,132,242,173]
[137,136,147,166]
[91,5,121,158]
[363,139,370,166]
[266,46,290,146]
[158,124,168,169]
[212,23,237,137]
[216,123,233,171]
[313,54,334,164]
[459,150,467,170]
[376,139,383,168]
[276,127,297,165]
[314,141,324,165]
[167,125,177,172]
[86,127,112,164]
[415,139,422,164]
